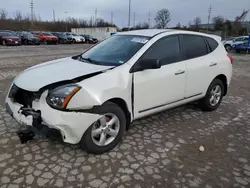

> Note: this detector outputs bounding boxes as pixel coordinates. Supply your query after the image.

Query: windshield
[72,33,78,36]
[43,32,53,36]
[81,35,150,66]
[0,32,14,36]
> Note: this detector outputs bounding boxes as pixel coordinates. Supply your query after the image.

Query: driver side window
[142,35,181,66]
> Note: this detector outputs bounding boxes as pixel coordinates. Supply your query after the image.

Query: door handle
[175,70,185,75]
[209,62,217,67]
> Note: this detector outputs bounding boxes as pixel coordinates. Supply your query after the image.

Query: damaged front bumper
[5,90,102,144]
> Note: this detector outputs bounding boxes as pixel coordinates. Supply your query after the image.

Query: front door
[133,35,186,119]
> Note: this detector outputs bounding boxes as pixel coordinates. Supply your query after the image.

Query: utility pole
[64,11,68,32]
[128,0,131,29]
[148,11,151,28]
[53,9,55,22]
[133,12,135,28]
[30,0,34,22]
[111,12,114,25]
[207,4,212,30]
[95,8,97,26]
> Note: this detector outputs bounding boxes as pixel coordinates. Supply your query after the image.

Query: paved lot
[0,45,250,188]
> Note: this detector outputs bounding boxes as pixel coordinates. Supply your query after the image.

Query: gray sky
[1,0,250,28]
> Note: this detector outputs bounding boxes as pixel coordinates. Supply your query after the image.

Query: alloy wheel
[91,113,120,146]
[209,85,222,106]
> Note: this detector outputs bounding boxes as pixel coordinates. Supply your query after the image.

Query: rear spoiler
[209,34,222,42]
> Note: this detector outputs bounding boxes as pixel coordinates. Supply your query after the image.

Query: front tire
[80,102,126,154]
[199,79,224,111]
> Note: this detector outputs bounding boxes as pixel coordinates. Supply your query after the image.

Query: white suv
[5,29,233,154]
[65,33,85,43]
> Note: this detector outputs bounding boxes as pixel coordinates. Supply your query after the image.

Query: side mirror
[131,59,161,73]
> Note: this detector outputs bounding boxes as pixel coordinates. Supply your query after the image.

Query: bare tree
[0,9,8,20]
[176,22,181,28]
[212,16,225,30]
[193,17,201,28]
[14,11,22,21]
[135,22,149,29]
[155,9,171,28]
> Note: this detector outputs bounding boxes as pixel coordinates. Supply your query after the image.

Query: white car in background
[223,36,249,51]
[5,29,233,154]
[65,32,85,43]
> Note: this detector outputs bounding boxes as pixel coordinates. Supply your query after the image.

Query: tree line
[0,9,116,32]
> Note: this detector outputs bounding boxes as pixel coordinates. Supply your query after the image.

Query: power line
[128,0,131,28]
[133,12,136,28]
[111,12,114,25]
[53,9,55,22]
[208,4,212,25]
[148,11,151,28]
[95,8,97,26]
[30,0,34,22]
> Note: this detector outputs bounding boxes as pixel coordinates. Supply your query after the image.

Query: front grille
[9,85,40,107]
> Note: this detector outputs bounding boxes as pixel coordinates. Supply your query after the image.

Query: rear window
[182,35,208,60]
[206,37,219,52]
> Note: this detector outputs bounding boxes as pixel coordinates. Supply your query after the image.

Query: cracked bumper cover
[5,91,102,144]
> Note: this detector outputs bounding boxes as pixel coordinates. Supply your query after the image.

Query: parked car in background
[31,31,58,44]
[19,31,40,45]
[232,42,250,53]
[0,32,21,46]
[0,30,18,36]
[5,29,232,154]
[223,36,249,51]
[80,34,98,44]
[65,33,85,43]
[51,32,73,44]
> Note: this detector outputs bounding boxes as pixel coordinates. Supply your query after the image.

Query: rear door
[181,34,217,98]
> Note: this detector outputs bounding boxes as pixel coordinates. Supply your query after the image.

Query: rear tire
[199,79,224,111]
[80,102,126,154]
[42,39,47,45]
[2,40,6,46]
[224,44,232,51]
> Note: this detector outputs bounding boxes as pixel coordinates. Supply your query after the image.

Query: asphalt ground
[0,44,250,188]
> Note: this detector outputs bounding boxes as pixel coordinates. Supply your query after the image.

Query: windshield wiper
[78,56,100,65]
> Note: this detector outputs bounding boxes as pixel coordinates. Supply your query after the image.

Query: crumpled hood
[14,57,113,91]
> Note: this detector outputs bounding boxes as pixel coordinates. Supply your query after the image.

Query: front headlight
[46,84,81,109]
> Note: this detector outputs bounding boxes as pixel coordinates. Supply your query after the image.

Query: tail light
[227,54,233,64]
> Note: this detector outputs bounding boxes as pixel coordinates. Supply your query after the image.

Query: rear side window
[206,37,219,52]
[182,35,208,60]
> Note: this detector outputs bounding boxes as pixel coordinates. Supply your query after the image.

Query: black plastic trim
[139,93,202,113]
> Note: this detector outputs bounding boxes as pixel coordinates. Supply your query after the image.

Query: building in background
[71,27,117,40]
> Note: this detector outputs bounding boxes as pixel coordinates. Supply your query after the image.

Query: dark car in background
[19,31,40,45]
[80,34,98,44]
[233,42,250,53]
[51,32,72,44]
[0,32,21,46]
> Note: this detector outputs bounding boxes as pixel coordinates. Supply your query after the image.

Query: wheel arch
[214,74,228,96]
[105,98,131,130]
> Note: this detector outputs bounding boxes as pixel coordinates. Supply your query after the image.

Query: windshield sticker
[119,60,124,64]
[131,37,149,44]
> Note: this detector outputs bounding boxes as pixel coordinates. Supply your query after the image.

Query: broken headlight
[46,84,81,109]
